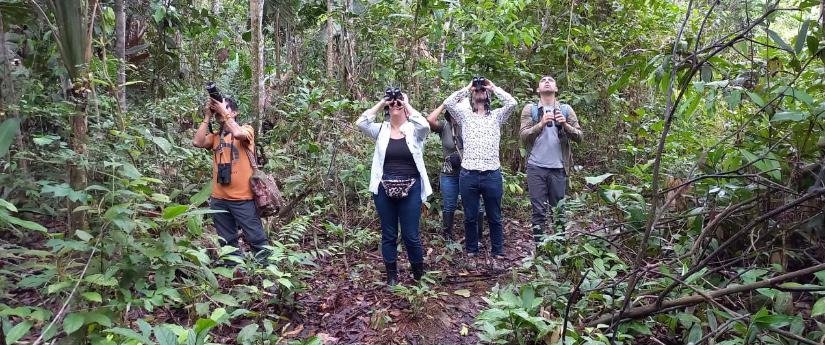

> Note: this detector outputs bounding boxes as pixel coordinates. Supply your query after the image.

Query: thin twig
[561,269,590,345]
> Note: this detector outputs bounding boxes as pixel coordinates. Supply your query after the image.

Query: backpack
[530,102,571,124]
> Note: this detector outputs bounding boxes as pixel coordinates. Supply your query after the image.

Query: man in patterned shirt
[443,78,517,271]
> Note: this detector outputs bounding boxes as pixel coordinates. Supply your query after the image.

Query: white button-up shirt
[443,86,517,171]
[355,108,433,201]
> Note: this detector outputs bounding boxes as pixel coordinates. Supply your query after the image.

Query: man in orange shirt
[193,97,270,265]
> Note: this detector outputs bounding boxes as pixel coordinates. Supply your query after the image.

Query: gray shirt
[527,103,568,169]
[434,119,462,175]
[527,124,564,168]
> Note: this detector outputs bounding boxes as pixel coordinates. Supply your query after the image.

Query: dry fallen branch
[588,262,825,326]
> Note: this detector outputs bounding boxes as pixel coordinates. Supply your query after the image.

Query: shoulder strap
[449,119,463,159]
[559,103,571,119]
[530,103,539,123]
[243,143,260,172]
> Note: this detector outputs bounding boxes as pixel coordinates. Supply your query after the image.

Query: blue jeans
[459,169,504,256]
[373,176,424,264]
[440,174,460,214]
[209,198,270,255]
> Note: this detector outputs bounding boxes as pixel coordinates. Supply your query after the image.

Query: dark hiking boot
[385,261,398,287]
[411,262,425,281]
[442,211,455,241]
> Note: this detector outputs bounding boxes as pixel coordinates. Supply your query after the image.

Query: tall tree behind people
[44,0,98,234]
[325,0,336,80]
[250,0,265,133]
[114,0,126,112]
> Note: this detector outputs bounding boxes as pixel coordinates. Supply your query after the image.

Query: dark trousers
[459,169,504,256]
[526,164,567,241]
[440,174,460,214]
[373,176,424,265]
[210,198,270,255]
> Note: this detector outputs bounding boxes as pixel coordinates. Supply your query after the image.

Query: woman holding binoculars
[355,88,432,286]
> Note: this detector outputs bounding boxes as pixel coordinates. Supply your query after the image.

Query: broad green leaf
[454,289,471,298]
[82,312,112,327]
[120,163,142,179]
[84,273,118,287]
[767,29,793,52]
[747,92,766,107]
[81,292,102,303]
[105,327,153,344]
[32,135,59,146]
[194,318,218,334]
[771,111,807,122]
[700,64,712,82]
[189,183,212,206]
[6,320,33,344]
[812,297,825,316]
[162,204,189,220]
[152,137,173,154]
[209,307,227,322]
[0,210,48,232]
[585,173,614,185]
[75,229,93,242]
[63,312,85,334]
[237,324,259,343]
[0,198,18,212]
[0,307,32,318]
[795,20,809,54]
[0,118,21,157]
[212,293,238,306]
[155,326,177,345]
[153,6,166,23]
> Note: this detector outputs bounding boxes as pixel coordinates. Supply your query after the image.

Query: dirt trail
[292,219,537,344]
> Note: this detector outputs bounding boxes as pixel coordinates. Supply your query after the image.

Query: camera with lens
[205,82,224,102]
[472,76,487,90]
[384,87,402,102]
[217,162,232,184]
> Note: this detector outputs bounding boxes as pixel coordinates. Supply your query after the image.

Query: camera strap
[214,131,236,165]
[449,118,463,160]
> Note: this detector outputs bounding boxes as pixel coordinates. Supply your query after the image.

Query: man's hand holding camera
[209,98,235,123]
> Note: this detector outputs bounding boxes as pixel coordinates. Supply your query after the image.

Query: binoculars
[544,107,562,127]
[472,76,487,90]
[384,87,403,101]
[206,82,224,102]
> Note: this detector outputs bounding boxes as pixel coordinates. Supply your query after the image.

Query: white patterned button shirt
[443,86,517,171]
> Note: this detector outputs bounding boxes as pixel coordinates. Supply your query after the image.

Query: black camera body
[472,76,487,90]
[206,82,224,102]
[217,162,232,184]
[384,87,402,101]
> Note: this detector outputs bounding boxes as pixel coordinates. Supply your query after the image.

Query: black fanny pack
[381,177,417,199]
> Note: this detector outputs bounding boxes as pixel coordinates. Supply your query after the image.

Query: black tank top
[383,138,418,177]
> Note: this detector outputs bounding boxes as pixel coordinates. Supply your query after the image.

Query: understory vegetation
[1,0,824,344]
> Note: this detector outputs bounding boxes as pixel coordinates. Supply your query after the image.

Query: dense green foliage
[1,0,824,344]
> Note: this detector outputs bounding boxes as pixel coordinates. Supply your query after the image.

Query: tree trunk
[67,95,89,233]
[274,9,281,81]
[0,16,27,175]
[115,0,126,112]
[250,0,265,134]
[325,0,336,80]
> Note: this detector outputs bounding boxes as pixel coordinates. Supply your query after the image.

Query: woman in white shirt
[355,88,432,286]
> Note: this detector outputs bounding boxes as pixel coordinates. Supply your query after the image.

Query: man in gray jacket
[519,76,583,243]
